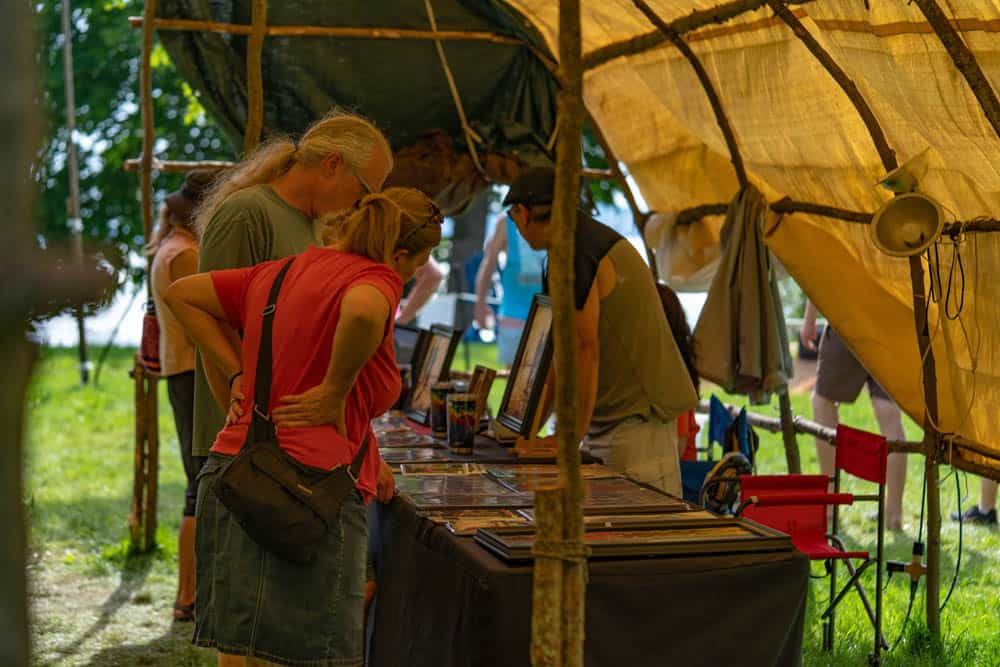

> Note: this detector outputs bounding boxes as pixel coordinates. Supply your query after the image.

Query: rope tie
[423,0,488,178]
[532,539,592,581]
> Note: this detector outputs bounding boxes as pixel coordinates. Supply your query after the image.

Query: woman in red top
[165,187,441,667]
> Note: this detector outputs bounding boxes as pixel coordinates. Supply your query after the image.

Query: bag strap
[349,433,371,483]
[249,258,296,442]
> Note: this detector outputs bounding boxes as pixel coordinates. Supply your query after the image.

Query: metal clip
[346,465,358,484]
[262,304,276,317]
[254,404,271,421]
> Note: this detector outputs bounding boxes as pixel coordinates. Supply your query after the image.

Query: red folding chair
[737,425,889,663]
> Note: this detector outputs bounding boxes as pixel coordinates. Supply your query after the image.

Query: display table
[367,495,809,667]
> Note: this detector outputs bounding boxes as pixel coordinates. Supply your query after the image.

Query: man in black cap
[503,167,698,495]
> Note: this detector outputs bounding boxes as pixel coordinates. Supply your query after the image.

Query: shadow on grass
[49,551,154,663]
[83,621,211,667]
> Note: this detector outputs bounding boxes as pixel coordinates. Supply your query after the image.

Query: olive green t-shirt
[192,185,317,457]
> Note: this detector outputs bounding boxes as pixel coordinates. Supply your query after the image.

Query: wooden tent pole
[555,0,586,663]
[1,1,38,657]
[911,0,1000,140]
[583,110,658,277]
[129,0,160,553]
[531,487,565,666]
[904,3,1000,625]
[767,1,945,635]
[244,0,267,154]
[632,0,748,190]
[60,0,90,386]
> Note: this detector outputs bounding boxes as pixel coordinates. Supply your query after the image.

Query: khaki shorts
[583,416,681,497]
[815,327,890,404]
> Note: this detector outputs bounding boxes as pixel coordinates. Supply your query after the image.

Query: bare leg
[176,516,196,614]
[812,391,839,483]
[981,479,998,512]
[871,397,907,530]
[812,391,839,526]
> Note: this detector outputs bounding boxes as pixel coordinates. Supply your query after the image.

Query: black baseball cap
[502,166,555,208]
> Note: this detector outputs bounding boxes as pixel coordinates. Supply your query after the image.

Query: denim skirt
[192,453,368,666]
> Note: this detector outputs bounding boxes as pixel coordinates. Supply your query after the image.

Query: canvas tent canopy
[150,0,1000,478]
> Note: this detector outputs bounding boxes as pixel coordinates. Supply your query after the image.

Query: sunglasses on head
[398,201,445,246]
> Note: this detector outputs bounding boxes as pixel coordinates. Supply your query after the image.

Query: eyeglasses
[398,202,445,247]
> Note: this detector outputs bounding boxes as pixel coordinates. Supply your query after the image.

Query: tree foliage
[33,0,232,312]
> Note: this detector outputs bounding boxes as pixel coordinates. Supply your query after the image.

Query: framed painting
[404,324,463,424]
[496,294,553,438]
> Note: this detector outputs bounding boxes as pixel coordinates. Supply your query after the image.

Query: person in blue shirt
[474,212,548,366]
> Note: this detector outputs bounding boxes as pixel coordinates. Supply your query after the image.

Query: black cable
[940,470,963,611]
[943,241,966,320]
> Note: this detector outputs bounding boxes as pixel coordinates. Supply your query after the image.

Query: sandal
[173,601,195,622]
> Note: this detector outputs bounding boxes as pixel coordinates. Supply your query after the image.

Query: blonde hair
[320,187,442,264]
[145,205,193,257]
[194,109,392,236]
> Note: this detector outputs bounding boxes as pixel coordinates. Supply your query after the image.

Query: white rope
[423,0,488,178]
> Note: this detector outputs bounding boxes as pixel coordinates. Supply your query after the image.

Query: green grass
[24,345,1000,666]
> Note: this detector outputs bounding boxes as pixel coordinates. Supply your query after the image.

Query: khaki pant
[584,416,681,497]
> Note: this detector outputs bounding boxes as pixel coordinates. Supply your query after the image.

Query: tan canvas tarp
[510,0,1000,472]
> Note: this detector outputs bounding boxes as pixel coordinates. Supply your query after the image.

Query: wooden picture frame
[468,365,497,425]
[496,294,553,438]
[404,324,463,424]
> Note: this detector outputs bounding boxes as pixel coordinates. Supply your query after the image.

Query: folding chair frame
[824,467,889,664]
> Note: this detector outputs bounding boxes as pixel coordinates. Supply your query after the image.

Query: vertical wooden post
[554,0,586,664]
[144,369,160,549]
[909,256,941,634]
[1,1,38,658]
[60,0,90,385]
[777,390,801,473]
[531,487,564,667]
[130,361,148,548]
[765,1,946,633]
[244,0,268,154]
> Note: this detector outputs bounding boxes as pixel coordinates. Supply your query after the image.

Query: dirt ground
[28,553,212,667]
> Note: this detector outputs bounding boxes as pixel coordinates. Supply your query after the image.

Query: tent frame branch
[632,0,748,190]
[765,0,897,171]
[583,0,815,70]
[128,15,523,45]
[910,0,1000,140]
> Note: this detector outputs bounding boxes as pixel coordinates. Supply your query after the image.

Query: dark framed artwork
[475,517,793,562]
[496,294,553,437]
[393,324,426,367]
[405,324,463,424]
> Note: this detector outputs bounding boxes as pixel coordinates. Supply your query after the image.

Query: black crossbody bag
[213,258,370,564]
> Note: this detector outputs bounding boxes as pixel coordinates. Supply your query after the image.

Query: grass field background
[25,345,1000,666]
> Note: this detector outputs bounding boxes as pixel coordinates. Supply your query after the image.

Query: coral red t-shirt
[209,246,403,501]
